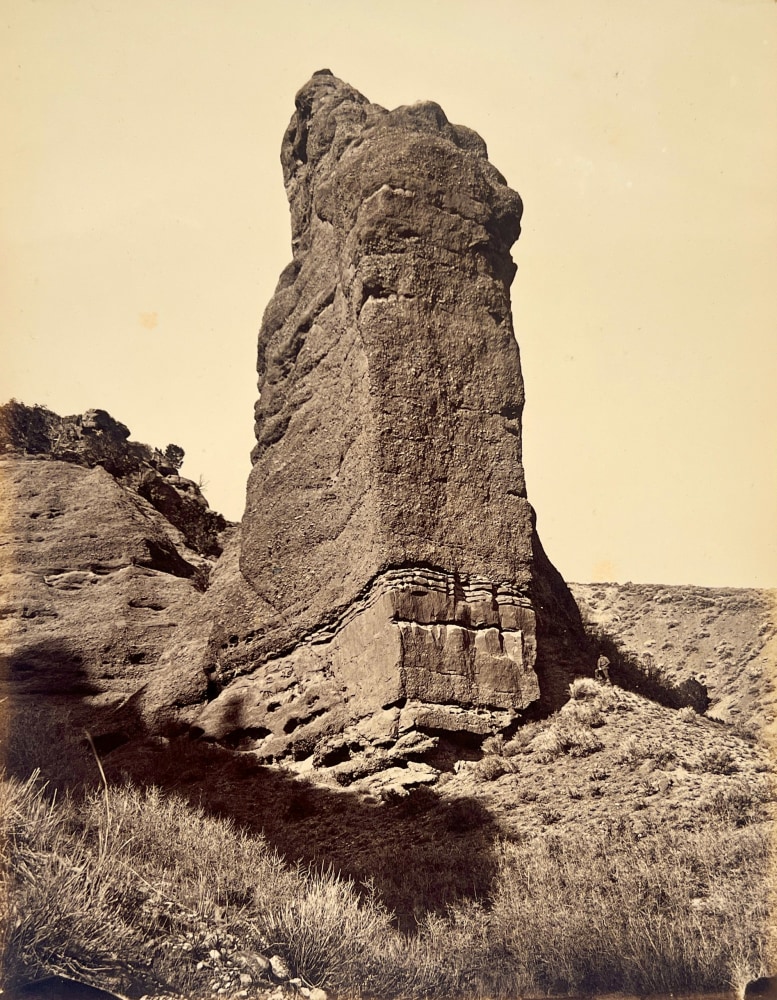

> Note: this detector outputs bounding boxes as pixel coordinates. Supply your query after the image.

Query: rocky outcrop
[0,401,228,557]
[151,72,589,761]
[0,406,230,741]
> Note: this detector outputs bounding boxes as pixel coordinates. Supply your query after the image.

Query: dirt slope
[571,581,776,729]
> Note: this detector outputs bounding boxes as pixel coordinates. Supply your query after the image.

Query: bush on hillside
[569,677,601,700]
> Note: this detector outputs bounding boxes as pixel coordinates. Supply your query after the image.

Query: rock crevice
[152,72,590,753]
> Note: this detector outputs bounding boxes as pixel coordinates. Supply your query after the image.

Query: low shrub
[2,770,772,998]
[732,719,760,743]
[614,735,645,769]
[569,677,602,700]
[530,728,564,762]
[564,700,605,728]
[653,746,678,769]
[396,784,439,817]
[473,755,511,782]
[564,725,604,757]
[703,780,768,827]
[285,783,318,821]
[699,747,740,775]
[480,735,504,756]
[443,798,490,834]
[532,715,604,762]
[502,721,541,756]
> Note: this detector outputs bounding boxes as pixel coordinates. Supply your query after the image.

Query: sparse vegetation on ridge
[570,581,777,729]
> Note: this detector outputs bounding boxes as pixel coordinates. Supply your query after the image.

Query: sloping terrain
[572,582,777,731]
[4,640,773,999]
[0,403,232,779]
[2,432,773,995]
[81,579,777,933]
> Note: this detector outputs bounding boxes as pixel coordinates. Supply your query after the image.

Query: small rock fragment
[270,954,291,980]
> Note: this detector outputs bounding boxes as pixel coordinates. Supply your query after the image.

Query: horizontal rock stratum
[150,71,590,762]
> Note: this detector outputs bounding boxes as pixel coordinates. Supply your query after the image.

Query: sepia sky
[2,0,776,588]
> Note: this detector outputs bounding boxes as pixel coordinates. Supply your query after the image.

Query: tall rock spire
[153,74,590,760]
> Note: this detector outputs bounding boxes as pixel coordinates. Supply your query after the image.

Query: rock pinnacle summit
[152,73,590,761]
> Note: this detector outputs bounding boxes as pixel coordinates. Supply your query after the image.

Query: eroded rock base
[194,566,541,766]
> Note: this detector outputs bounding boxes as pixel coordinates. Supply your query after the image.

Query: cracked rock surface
[153,72,590,761]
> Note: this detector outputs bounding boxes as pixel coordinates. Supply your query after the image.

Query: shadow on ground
[5,690,500,932]
[105,736,498,932]
[587,626,709,712]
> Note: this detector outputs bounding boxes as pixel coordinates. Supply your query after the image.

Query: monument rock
[156,72,590,763]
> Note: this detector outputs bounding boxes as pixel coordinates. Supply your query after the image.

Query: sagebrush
[1,771,772,997]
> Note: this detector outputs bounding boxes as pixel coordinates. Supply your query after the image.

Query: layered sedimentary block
[160,72,588,756]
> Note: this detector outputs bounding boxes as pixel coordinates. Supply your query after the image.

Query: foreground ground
[1,583,775,998]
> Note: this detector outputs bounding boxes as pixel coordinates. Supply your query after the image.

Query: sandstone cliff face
[0,401,227,558]
[0,404,229,725]
[162,72,589,762]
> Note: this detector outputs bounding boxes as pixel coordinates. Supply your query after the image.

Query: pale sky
[2,0,776,588]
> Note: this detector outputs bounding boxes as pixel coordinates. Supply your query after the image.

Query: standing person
[595,653,612,685]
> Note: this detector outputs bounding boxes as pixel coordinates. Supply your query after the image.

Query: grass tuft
[1,769,773,997]
[569,676,602,700]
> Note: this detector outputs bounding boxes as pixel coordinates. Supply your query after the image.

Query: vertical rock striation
[159,72,589,759]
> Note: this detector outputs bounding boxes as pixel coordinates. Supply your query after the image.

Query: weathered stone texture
[0,401,228,558]
[243,72,529,640]
[0,455,209,701]
[166,72,589,757]
[0,404,230,737]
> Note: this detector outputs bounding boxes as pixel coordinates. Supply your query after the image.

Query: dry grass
[518,685,616,763]
[569,676,601,700]
[678,704,699,724]
[3,606,774,998]
[1,767,772,998]
[1,774,296,994]
[483,821,774,994]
